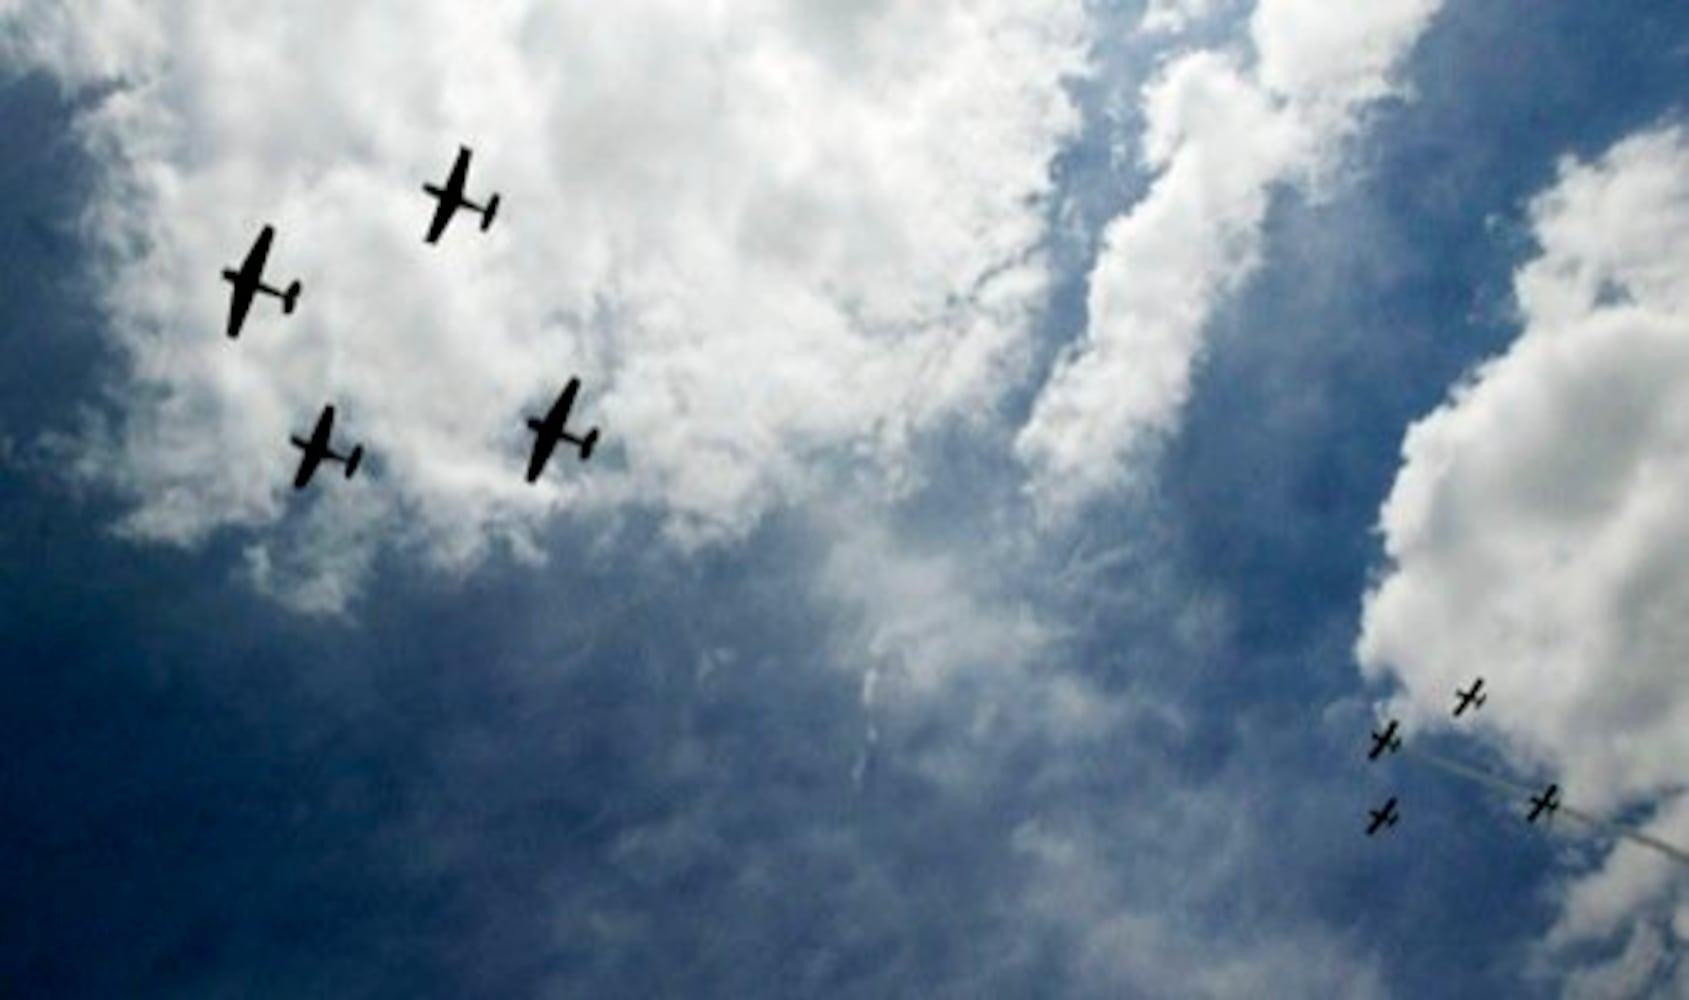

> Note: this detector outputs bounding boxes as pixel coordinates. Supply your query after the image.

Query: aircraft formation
[1363,677,1561,837]
[222,145,599,490]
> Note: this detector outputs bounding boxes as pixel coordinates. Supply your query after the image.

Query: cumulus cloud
[6,0,1088,610]
[1357,126,1689,964]
[1016,0,1443,516]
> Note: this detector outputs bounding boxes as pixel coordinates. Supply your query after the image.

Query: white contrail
[1399,744,1689,869]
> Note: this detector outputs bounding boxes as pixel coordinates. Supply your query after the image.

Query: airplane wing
[547,378,581,427]
[294,448,324,489]
[244,225,275,276]
[226,282,256,339]
[224,226,274,337]
[447,146,471,194]
[313,405,336,442]
[424,196,457,244]
[526,432,559,484]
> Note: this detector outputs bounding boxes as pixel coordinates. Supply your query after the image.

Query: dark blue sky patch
[0,74,113,449]
[0,488,440,997]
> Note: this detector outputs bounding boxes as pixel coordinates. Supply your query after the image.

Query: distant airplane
[423,145,500,244]
[222,225,300,338]
[1367,797,1400,836]
[290,404,364,489]
[1527,784,1561,824]
[1453,677,1487,717]
[524,377,599,483]
[1367,720,1402,761]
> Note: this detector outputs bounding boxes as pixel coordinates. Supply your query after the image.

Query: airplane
[423,145,501,244]
[1367,720,1403,761]
[1527,784,1561,824]
[1453,677,1487,717]
[289,404,364,489]
[524,377,600,483]
[1367,797,1400,836]
[221,225,301,338]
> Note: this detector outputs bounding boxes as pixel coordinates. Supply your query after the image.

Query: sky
[2,1,1687,997]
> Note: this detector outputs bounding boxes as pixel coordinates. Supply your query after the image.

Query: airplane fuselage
[223,225,300,338]
[1368,721,1402,760]
[424,146,501,243]
[291,405,363,488]
[1453,679,1486,717]
[1527,785,1560,823]
[1366,797,1399,836]
[524,379,599,482]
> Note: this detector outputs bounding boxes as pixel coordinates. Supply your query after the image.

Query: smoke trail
[1401,744,1689,869]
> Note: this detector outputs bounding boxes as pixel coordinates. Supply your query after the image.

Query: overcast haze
[3,1,1687,997]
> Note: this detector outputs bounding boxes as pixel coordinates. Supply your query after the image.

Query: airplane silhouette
[1527,784,1560,824]
[1367,797,1400,836]
[1367,720,1402,761]
[1453,677,1487,717]
[290,405,364,489]
[524,377,599,483]
[423,145,500,244]
[222,225,300,338]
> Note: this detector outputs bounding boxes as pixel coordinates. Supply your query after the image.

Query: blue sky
[3,2,1688,997]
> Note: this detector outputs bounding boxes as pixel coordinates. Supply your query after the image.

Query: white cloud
[803,485,1393,995]
[1357,126,1689,962]
[1545,797,1689,954]
[1016,0,1443,517]
[10,0,1089,610]
[1249,0,1441,116]
[1140,0,1229,35]
[1559,920,1676,1000]
[816,504,1057,699]
[1012,818,1389,999]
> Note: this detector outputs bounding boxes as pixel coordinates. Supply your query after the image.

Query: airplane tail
[283,281,302,314]
[481,193,500,231]
[578,428,599,461]
[345,446,364,479]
